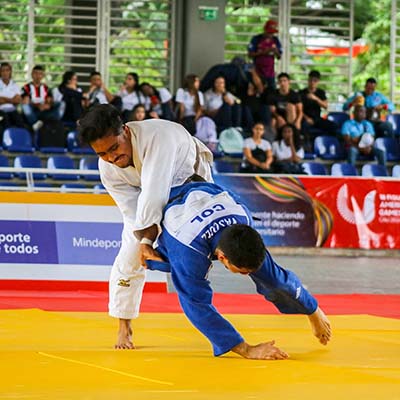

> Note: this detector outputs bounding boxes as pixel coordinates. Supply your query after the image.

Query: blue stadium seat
[327,112,349,129]
[47,155,79,180]
[33,183,53,188]
[213,160,236,173]
[2,128,35,153]
[0,155,13,179]
[40,147,68,154]
[302,162,327,175]
[0,182,18,187]
[374,137,400,161]
[314,136,345,160]
[67,131,94,154]
[303,152,317,160]
[79,157,100,181]
[14,155,46,180]
[386,114,400,136]
[392,165,400,178]
[331,163,358,176]
[361,164,388,177]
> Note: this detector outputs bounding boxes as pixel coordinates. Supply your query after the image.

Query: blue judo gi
[148,182,318,356]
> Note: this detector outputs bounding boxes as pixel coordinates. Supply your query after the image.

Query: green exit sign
[198,6,219,21]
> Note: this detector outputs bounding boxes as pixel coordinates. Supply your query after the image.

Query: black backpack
[38,119,66,148]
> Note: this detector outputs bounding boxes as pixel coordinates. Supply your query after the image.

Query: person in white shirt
[175,74,205,134]
[139,82,174,120]
[118,72,150,122]
[86,71,121,111]
[0,62,24,132]
[272,124,305,174]
[204,75,241,132]
[78,104,213,350]
[241,122,273,173]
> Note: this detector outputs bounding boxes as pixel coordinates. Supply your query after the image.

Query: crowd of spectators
[0,18,398,177]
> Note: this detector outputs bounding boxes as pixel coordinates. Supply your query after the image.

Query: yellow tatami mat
[0,309,399,400]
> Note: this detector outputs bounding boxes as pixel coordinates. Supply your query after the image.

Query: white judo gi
[99,119,213,319]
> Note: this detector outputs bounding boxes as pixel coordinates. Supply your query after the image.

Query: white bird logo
[337,184,376,225]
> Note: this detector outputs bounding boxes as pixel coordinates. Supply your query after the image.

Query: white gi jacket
[99,119,213,319]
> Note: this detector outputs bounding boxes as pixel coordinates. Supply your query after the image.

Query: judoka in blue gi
[144,181,331,360]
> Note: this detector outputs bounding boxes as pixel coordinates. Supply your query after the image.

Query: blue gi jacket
[149,182,317,356]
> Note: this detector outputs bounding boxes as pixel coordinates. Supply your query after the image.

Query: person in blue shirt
[341,105,386,166]
[343,78,394,138]
[141,181,331,360]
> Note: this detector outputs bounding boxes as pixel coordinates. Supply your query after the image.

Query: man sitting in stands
[343,78,394,138]
[268,73,302,133]
[341,105,386,167]
[0,62,24,135]
[21,65,62,131]
[300,70,338,137]
[85,71,121,111]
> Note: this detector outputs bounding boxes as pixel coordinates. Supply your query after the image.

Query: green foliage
[224,0,393,102]
[0,1,29,82]
[107,1,170,91]
[225,4,272,58]
[0,0,171,90]
[351,0,392,96]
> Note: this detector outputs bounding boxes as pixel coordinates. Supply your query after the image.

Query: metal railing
[0,167,105,193]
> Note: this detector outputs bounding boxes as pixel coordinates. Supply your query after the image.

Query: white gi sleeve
[99,161,146,319]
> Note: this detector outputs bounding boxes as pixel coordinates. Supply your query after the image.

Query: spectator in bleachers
[300,70,338,137]
[58,70,86,127]
[341,105,386,167]
[272,124,305,174]
[21,65,62,131]
[343,78,394,138]
[200,57,251,99]
[139,82,174,120]
[204,75,241,132]
[240,68,271,133]
[118,72,149,122]
[247,19,282,90]
[176,74,204,135]
[240,122,273,173]
[0,62,24,134]
[268,73,303,133]
[85,71,121,111]
[129,104,147,122]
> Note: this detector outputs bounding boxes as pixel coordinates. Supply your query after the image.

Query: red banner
[301,178,400,249]
[214,175,400,249]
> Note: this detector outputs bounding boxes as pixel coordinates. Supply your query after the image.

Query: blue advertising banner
[0,220,58,264]
[214,175,317,246]
[0,220,123,265]
[55,221,122,265]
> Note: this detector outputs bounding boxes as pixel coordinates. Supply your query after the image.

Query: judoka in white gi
[146,181,331,360]
[78,104,213,349]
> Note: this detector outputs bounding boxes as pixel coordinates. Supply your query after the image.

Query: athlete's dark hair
[217,224,266,271]
[78,104,123,144]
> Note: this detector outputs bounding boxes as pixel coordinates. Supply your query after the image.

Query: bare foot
[114,319,135,349]
[308,307,331,345]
